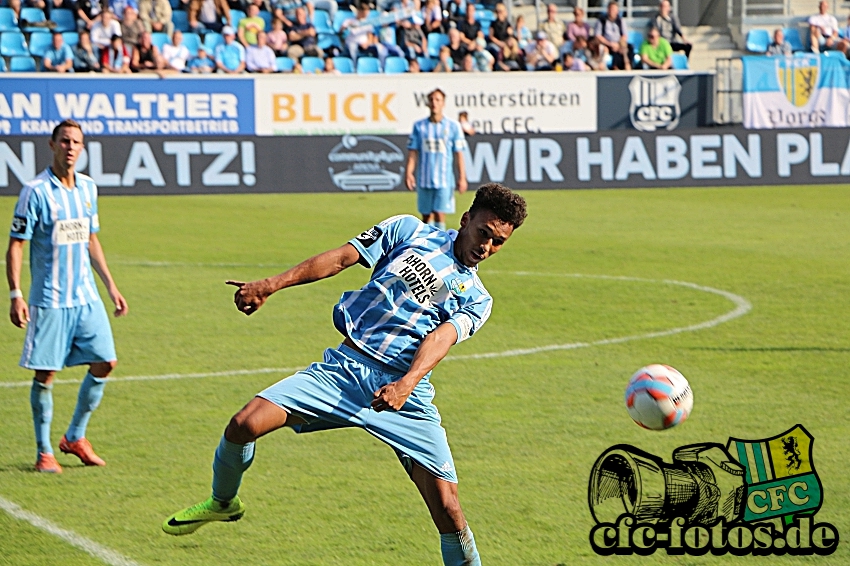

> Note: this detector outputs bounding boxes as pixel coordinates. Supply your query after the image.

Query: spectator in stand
[340,2,373,61]
[458,111,474,135]
[216,25,246,72]
[514,14,531,50]
[422,0,442,34]
[525,30,557,70]
[458,4,482,51]
[287,6,322,57]
[584,34,608,70]
[323,55,341,73]
[461,52,477,71]
[47,0,75,17]
[73,30,101,71]
[91,10,122,51]
[447,27,467,70]
[396,0,427,61]
[42,31,75,72]
[809,0,839,52]
[161,28,190,70]
[247,0,272,13]
[238,3,265,45]
[266,17,290,55]
[131,31,162,71]
[562,50,586,71]
[101,33,131,72]
[539,3,566,51]
[188,46,215,72]
[246,30,276,70]
[109,0,138,20]
[497,35,525,71]
[639,26,672,69]
[189,0,231,33]
[572,34,587,62]
[486,2,511,62]
[566,6,590,42]
[274,0,314,30]
[76,0,102,31]
[653,0,690,58]
[139,0,174,37]
[408,57,420,71]
[767,28,792,56]
[121,6,146,49]
[595,1,631,70]
[434,44,453,71]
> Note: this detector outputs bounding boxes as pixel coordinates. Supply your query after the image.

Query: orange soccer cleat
[35,453,63,474]
[59,436,106,467]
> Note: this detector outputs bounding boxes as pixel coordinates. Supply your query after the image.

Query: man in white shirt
[246,31,276,72]
[809,0,839,52]
[161,29,191,71]
[91,10,122,51]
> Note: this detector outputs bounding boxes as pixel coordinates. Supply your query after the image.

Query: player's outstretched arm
[226,243,362,316]
[6,237,29,328]
[371,322,458,412]
[89,233,129,317]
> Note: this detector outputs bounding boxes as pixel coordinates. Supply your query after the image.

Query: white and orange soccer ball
[625,364,693,430]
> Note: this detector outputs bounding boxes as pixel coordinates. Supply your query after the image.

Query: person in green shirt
[639,26,672,70]
[238,3,265,46]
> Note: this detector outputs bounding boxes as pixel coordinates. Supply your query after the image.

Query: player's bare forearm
[7,238,29,328]
[371,323,458,411]
[89,234,129,316]
[227,243,361,315]
[405,150,418,191]
[455,151,467,193]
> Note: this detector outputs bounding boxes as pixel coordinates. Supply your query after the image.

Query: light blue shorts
[258,344,458,483]
[417,187,456,215]
[20,302,116,371]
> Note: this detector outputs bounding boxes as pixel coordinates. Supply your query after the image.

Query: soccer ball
[625,364,693,430]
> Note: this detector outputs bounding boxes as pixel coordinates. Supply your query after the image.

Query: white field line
[0,273,751,389]
[0,495,143,566]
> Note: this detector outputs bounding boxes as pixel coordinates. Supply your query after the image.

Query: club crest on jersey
[355,226,382,247]
[448,278,469,295]
[392,251,444,304]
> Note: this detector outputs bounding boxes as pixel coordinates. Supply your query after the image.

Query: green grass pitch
[0,185,848,565]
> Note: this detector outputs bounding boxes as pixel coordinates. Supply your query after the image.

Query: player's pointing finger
[225,280,246,288]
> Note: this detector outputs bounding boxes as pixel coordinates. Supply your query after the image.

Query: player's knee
[90,360,117,378]
[226,412,261,443]
[34,371,56,384]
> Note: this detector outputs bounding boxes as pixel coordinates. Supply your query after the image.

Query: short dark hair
[469,183,527,229]
[52,119,83,141]
[428,88,446,100]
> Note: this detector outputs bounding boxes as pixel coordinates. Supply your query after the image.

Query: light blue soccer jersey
[10,168,101,309]
[339,215,492,371]
[407,117,467,190]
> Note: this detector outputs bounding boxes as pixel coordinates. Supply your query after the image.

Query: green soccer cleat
[162,496,245,536]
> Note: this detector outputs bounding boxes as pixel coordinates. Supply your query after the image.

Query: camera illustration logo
[588,425,839,556]
[327,135,404,192]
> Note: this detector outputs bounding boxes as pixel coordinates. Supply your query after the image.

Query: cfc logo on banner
[628,75,682,132]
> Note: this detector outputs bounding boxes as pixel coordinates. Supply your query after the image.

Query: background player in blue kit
[405,89,468,232]
[6,120,129,474]
[163,184,527,566]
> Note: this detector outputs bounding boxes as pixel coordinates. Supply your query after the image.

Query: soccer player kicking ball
[6,120,128,474]
[163,184,527,566]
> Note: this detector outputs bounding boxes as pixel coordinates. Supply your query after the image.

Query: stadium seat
[276,55,294,71]
[301,55,324,73]
[627,30,643,48]
[10,55,37,71]
[230,9,246,25]
[169,0,181,8]
[0,56,6,72]
[383,55,407,73]
[181,31,201,55]
[172,10,189,32]
[203,32,223,53]
[20,7,47,32]
[62,31,79,47]
[314,9,334,34]
[356,55,380,73]
[28,30,53,57]
[783,27,805,52]
[745,29,769,53]
[0,31,29,57]
[0,7,18,32]
[475,8,493,21]
[426,32,449,58]
[318,32,341,50]
[259,10,272,29]
[417,55,436,71]
[331,55,353,73]
[151,31,170,51]
[671,52,688,69]
[49,8,75,32]
[333,9,352,33]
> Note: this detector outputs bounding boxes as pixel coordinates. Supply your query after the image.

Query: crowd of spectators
[1,0,699,73]
[749,1,850,58]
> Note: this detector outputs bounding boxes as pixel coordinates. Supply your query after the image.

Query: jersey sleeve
[90,183,100,234]
[447,292,492,344]
[407,122,421,151]
[451,121,467,152]
[348,214,421,268]
[9,186,40,240]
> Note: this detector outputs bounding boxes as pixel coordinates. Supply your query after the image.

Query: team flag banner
[743,54,850,129]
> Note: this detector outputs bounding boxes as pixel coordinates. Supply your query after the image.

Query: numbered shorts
[258,344,458,483]
[417,186,456,215]
[20,302,116,371]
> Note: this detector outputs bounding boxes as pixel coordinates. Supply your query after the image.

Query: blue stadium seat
[426,32,449,58]
[49,8,75,32]
[276,55,294,71]
[356,55,380,73]
[0,56,6,72]
[333,9,352,33]
[151,31,170,51]
[0,31,29,57]
[783,27,805,52]
[181,31,201,55]
[259,10,272,29]
[170,0,181,9]
[230,9,246,25]
[745,29,769,53]
[313,9,333,34]
[383,55,407,73]
[0,7,18,32]
[28,30,53,57]
[203,31,223,53]
[475,8,493,21]
[671,52,688,69]
[331,55,353,73]
[20,7,47,32]
[62,31,79,47]
[10,55,37,71]
[301,55,324,72]
[317,32,341,50]
[172,10,189,32]
[627,30,643,48]
[417,55,435,71]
